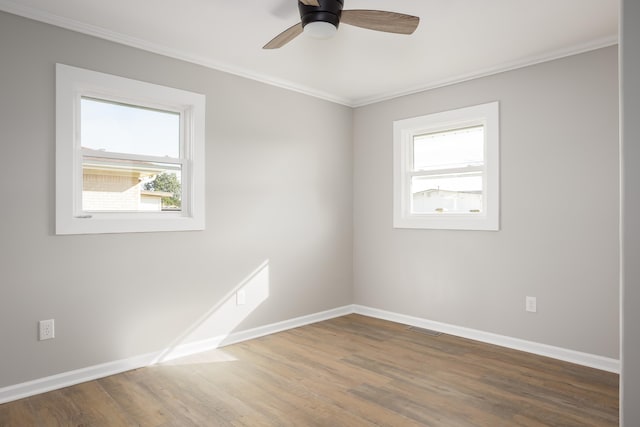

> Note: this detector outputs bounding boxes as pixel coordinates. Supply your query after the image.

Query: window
[56,64,205,234]
[393,102,499,230]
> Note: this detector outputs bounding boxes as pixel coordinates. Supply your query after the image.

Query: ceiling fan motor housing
[299,0,344,29]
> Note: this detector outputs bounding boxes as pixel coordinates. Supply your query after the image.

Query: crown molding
[351,34,619,107]
[0,0,353,106]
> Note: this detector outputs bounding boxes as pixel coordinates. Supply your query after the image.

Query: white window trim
[393,101,500,231]
[56,63,206,235]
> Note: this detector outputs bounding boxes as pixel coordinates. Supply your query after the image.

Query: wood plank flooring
[0,314,619,426]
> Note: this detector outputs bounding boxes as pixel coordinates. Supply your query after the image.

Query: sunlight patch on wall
[153,260,270,364]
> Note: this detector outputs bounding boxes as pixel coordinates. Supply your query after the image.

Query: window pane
[81,97,180,158]
[413,126,484,171]
[82,157,182,212]
[411,173,483,214]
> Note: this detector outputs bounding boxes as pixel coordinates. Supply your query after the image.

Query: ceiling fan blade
[263,22,304,49]
[341,10,419,35]
[299,0,320,6]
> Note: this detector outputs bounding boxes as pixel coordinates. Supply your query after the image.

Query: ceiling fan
[264,0,420,49]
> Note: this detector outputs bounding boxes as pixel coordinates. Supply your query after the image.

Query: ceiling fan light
[304,21,337,39]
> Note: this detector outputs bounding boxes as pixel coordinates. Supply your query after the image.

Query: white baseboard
[0,305,353,404]
[0,351,160,405]
[153,305,354,363]
[0,303,619,404]
[353,304,620,374]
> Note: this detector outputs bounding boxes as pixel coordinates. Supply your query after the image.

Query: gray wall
[621,0,640,424]
[0,11,353,387]
[353,47,620,358]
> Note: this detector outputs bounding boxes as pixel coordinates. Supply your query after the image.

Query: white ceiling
[0,0,618,106]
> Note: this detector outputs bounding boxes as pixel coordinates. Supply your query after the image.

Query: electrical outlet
[236,289,246,306]
[525,296,537,313]
[39,319,55,340]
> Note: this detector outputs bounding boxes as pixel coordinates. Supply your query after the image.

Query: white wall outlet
[525,296,537,313]
[39,319,55,340]
[236,289,246,306]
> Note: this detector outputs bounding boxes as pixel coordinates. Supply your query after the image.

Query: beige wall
[0,11,353,387]
[83,171,141,211]
[353,46,620,359]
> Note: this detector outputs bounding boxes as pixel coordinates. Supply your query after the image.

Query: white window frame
[393,102,499,231]
[56,63,206,235]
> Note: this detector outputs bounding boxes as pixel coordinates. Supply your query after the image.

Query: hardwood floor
[0,315,619,426]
